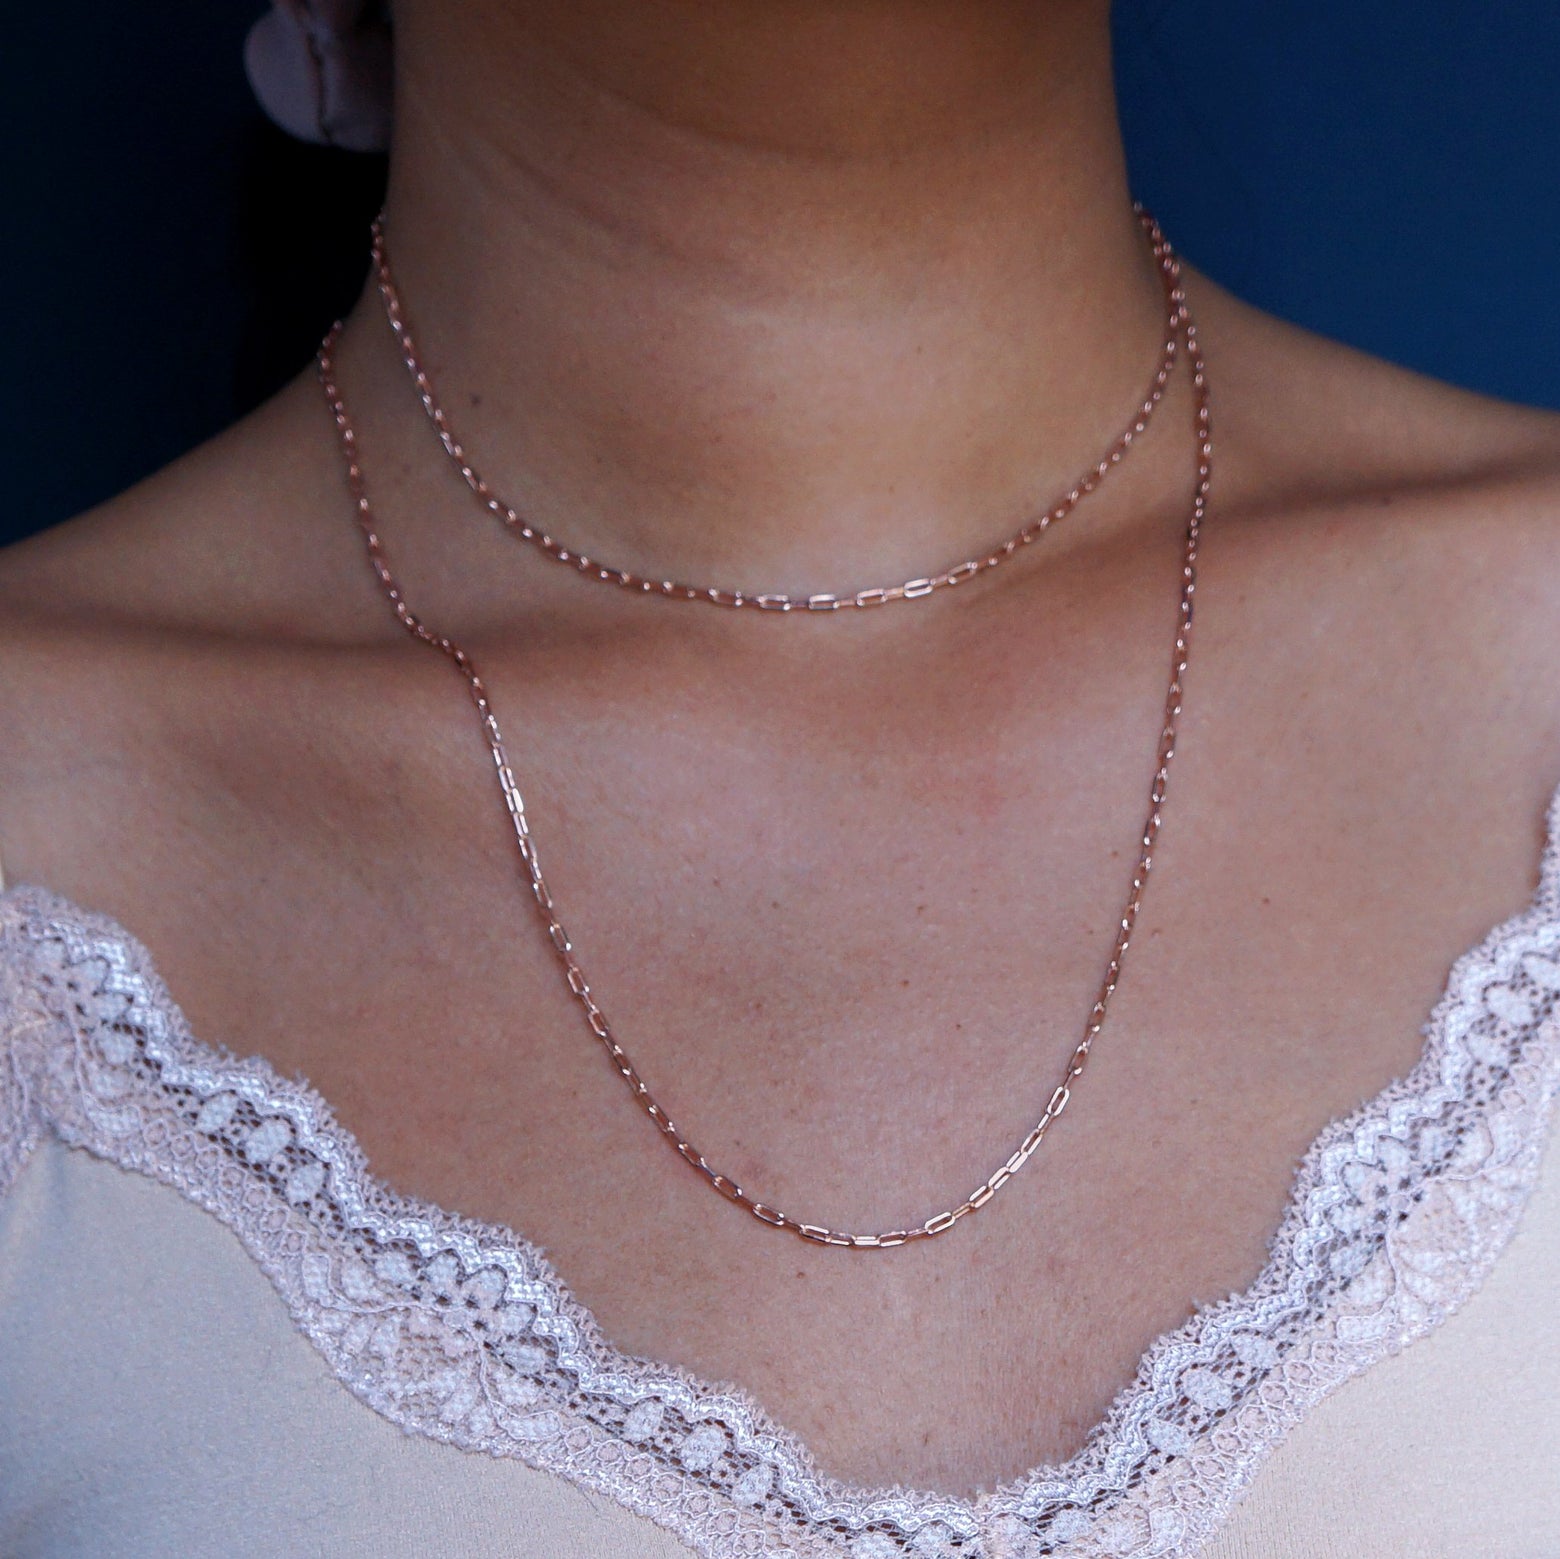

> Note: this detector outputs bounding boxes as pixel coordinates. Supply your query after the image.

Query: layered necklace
[316,209,1210,1248]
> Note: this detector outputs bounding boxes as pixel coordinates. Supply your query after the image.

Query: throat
[340,0,1175,601]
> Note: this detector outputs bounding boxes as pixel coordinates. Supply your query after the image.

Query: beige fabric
[0,1139,694,1559]
[1201,1104,1560,1559]
[2,1130,1557,1558]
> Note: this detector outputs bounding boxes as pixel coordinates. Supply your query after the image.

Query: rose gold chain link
[372,209,1188,612]
[317,224,1209,1247]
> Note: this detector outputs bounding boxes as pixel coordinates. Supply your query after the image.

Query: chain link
[317,223,1210,1247]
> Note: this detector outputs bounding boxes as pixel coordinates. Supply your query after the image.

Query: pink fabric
[244,0,392,153]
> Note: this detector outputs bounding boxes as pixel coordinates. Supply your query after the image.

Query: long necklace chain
[371,210,1189,612]
[316,235,1210,1248]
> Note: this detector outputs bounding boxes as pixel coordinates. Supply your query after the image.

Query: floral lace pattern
[2,795,1559,1559]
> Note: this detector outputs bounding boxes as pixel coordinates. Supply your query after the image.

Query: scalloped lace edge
[1,787,1557,1559]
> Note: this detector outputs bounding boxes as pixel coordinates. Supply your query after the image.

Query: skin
[2,0,1559,1498]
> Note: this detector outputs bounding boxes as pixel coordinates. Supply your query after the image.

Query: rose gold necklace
[316,219,1210,1247]
[369,210,1189,611]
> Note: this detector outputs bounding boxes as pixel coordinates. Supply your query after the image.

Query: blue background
[4,1,1559,544]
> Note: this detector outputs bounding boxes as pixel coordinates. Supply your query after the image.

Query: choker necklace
[369,209,1190,612]
[317,217,1210,1246]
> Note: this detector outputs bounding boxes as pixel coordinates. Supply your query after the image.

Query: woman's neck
[354,0,1174,597]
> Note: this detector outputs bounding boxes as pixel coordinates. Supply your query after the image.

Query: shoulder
[0,373,363,646]
[1200,278,1560,552]
[1193,278,1560,746]
[0,371,385,905]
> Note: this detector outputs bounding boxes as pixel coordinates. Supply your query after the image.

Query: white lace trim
[2,793,1559,1559]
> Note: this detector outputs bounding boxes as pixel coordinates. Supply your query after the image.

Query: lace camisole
[2,791,1559,1558]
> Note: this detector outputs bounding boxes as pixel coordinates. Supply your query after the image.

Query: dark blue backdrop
[5,2,1559,544]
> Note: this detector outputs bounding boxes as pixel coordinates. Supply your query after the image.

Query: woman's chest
[66,721,1542,1497]
[7,600,1556,1498]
